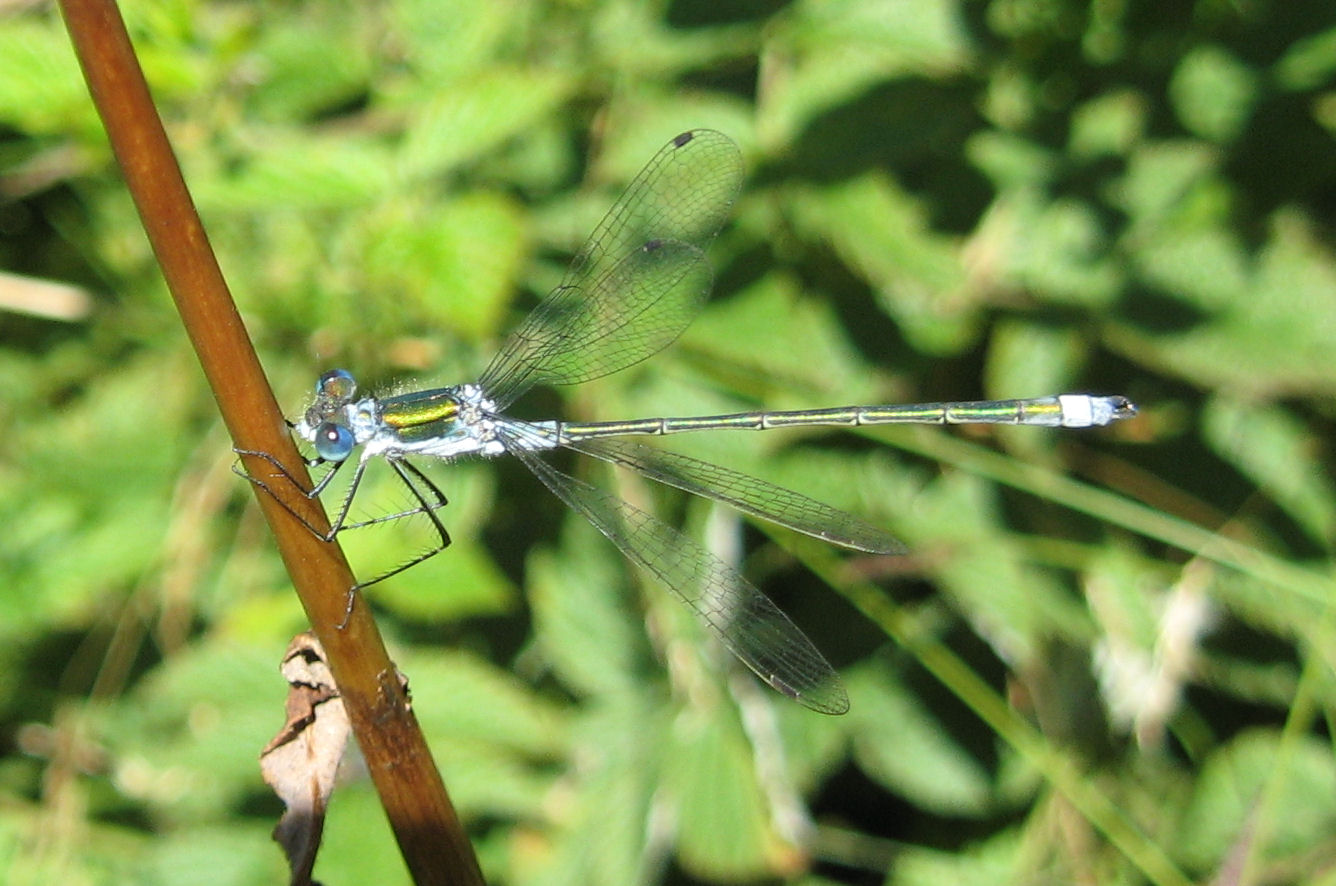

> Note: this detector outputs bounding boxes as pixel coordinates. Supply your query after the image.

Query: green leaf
[317,783,413,885]
[967,131,1058,189]
[529,699,671,886]
[896,471,1090,662]
[102,641,285,821]
[0,353,199,632]
[1112,140,1222,227]
[0,21,96,136]
[1274,26,1336,91]
[1069,89,1147,159]
[847,663,994,815]
[391,0,519,82]
[669,712,777,880]
[193,132,396,210]
[588,3,755,79]
[528,521,656,702]
[1202,396,1336,545]
[1178,729,1336,872]
[990,192,1124,307]
[985,320,1086,404]
[355,190,529,341]
[371,542,517,622]
[246,20,374,122]
[404,649,570,755]
[890,830,1023,886]
[1118,210,1336,396]
[1130,226,1250,312]
[395,69,574,186]
[146,825,284,886]
[785,173,975,354]
[398,651,567,818]
[764,445,918,528]
[1169,45,1258,143]
[680,271,878,405]
[330,460,517,621]
[763,0,972,139]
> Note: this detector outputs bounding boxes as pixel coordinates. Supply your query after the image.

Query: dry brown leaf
[261,632,350,886]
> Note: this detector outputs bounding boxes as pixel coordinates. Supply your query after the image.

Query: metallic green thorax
[379,388,462,442]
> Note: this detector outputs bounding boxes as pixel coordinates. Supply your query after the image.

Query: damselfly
[241,129,1135,714]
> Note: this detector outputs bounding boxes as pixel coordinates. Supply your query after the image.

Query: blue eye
[314,422,355,462]
[317,369,357,401]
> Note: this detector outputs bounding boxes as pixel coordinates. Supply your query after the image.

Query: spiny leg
[232,448,349,539]
[236,418,347,499]
[335,458,450,530]
[337,458,454,628]
[238,447,454,627]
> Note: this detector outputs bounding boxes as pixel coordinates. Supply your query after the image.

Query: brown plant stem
[57,2,484,883]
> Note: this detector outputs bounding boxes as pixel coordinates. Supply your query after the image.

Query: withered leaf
[261,632,349,886]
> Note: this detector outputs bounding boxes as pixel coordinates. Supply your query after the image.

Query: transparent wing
[479,129,743,409]
[565,436,906,555]
[499,424,849,714]
[481,240,712,407]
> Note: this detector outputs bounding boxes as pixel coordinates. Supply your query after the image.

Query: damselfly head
[296,369,362,461]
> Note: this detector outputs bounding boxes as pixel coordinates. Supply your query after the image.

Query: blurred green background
[2,0,1336,883]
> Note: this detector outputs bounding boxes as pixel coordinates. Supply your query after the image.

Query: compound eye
[317,369,357,401]
[314,422,355,462]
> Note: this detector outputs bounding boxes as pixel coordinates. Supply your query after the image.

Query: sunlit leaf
[356,190,529,341]
[193,133,396,210]
[528,522,656,702]
[1118,210,1336,396]
[395,69,574,185]
[763,0,972,139]
[681,271,877,404]
[246,19,374,122]
[847,663,994,815]
[668,712,777,879]
[987,191,1123,307]
[1169,45,1258,143]
[391,0,520,81]
[889,830,1022,886]
[0,21,96,136]
[1069,90,1147,159]
[1178,730,1336,872]
[404,649,570,756]
[1203,396,1336,545]
[985,320,1085,408]
[526,699,671,886]
[785,173,976,354]
[896,470,1090,663]
[102,642,284,820]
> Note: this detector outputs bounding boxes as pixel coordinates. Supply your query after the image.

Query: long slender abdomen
[553,395,1134,442]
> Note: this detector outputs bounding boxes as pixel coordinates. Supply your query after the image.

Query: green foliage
[3,0,1336,884]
